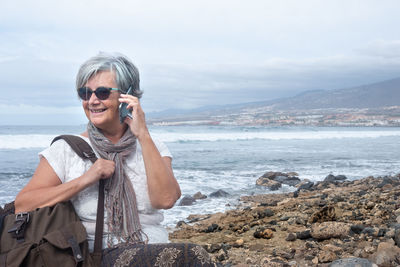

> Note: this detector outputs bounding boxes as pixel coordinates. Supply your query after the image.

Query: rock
[361,227,376,236]
[309,205,337,223]
[370,241,400,267]
[329,257,376,267]
[233,239,244,247]
[296,230,311,240]
[203,223,221,233]
[209,189,230,198]
[318,250,337,263]
[395,228,400,247]
[216,250,226,261]
[297,181,314,191]
[324,174,347,182]
[286,233,297,241]
[350,224,365,234]
[176,220,187,227]
[322,244,343,254]
[274,175,301,187]
[253,227,274,239]
[178,195,196,206]
[311,222,350,240]
[193,191,207,200]
[256,177,282,190]
[273,248,296,260]
[258,208,274,218]
[205,243,222,253]
[257,171,300,188]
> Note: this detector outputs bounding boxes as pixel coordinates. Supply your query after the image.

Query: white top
[39,135,172,251]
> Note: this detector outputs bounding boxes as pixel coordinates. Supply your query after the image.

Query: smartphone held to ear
[119,87,133,123]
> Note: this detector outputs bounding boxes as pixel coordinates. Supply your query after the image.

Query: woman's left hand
[119,94,149,141]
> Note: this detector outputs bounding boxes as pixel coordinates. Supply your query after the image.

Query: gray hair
[76,52,143,98]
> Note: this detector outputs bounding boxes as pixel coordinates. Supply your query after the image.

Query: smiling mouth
[90,108,107,113]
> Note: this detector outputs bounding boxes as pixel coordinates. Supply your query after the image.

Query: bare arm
[120,94,181,209]
[15,157,115,213]
[139,133,181,209]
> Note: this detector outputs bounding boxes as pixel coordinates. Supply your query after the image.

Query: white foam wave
[153,130,400,143]
[1,130,400,149]
[0,134,56,149]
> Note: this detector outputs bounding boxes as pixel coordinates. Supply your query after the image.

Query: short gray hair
[76,52,143,98]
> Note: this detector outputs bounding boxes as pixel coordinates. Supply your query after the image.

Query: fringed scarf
[87,122,148,247]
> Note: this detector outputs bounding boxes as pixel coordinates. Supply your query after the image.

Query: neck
[100,123,128,144]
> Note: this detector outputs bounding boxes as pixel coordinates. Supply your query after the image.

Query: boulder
[178,195,196,206]
[256,178,282,191]
[309,205,337,223]
[395,228,400,247]
[192,191,207,200]
[318,250,337,263]
[329,258,376,267]
[296,230,311,240]
[350,224,366,235]
[257,171,301,187]
[209,189,230,198]
[296,180,314,191]
[286,233,297,241]
[324,174,347,183]
[370,241,400,267]
[311,222,350,240]
[253,227,274,239]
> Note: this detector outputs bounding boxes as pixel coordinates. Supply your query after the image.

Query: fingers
[89,158,115,181]
[119,94,139,110]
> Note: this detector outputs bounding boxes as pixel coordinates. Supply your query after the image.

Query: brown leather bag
[0,135,101,267]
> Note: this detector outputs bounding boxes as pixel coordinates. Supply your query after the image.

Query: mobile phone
[119,86,133,123]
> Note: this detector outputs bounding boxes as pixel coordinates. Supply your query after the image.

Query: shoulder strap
[51,135,97,163]
[51,135,104,257]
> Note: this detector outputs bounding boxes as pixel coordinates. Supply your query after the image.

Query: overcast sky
[1,0,400,125]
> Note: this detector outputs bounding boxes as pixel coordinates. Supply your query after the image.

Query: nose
[88,91,101,104]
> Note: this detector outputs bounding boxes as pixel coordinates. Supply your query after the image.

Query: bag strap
[51,135,104,258]
[93,179,104,254]
[51,135,97,164]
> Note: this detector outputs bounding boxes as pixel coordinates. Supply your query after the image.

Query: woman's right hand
[84,158,115,184]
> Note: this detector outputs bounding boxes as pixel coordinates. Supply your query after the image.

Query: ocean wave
[0,134,56,149]
[1,130,400,149]
[152,130,400,143]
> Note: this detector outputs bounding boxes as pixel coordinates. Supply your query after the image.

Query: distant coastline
[149,106,400,127]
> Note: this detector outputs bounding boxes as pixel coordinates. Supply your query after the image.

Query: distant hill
[271,77,400,110]
[148,77,400,120]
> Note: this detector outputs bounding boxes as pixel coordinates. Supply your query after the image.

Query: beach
[169,173,400,266]
[1,125,400,266]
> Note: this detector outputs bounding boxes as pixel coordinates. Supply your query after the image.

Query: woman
[14,52,182,250]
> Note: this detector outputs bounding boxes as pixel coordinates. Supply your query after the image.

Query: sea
[1,125,400,229]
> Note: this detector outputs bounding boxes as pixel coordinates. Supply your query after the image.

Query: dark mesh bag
[101,243,216,267]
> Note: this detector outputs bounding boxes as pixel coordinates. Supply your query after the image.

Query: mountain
[271,77,400,110]
[147,77,400,122]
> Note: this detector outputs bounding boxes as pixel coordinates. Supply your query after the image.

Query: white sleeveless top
[39,135,172,251]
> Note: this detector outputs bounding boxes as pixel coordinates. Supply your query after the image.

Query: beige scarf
[87,122,147,247]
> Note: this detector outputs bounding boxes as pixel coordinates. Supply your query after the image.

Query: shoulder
[138,135,172,158]
[40,135,90,160]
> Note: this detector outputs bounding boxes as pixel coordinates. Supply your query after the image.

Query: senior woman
[14,52,181,250]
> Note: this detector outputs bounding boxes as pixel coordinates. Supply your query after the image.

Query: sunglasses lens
[95,87,111,100]
[78,87,91,100]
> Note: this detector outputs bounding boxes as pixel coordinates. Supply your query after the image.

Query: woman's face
[82,71,121,130]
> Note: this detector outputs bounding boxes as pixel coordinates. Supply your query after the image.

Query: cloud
[0,104,82,115]
[357,40,400,59]
[1,0,400,123]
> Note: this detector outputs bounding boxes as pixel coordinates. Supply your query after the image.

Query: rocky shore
[169,173,400,266]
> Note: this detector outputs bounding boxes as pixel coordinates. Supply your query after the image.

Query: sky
[1,0,400,125]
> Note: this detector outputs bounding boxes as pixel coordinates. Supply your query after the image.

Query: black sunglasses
[77,87,120,101]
